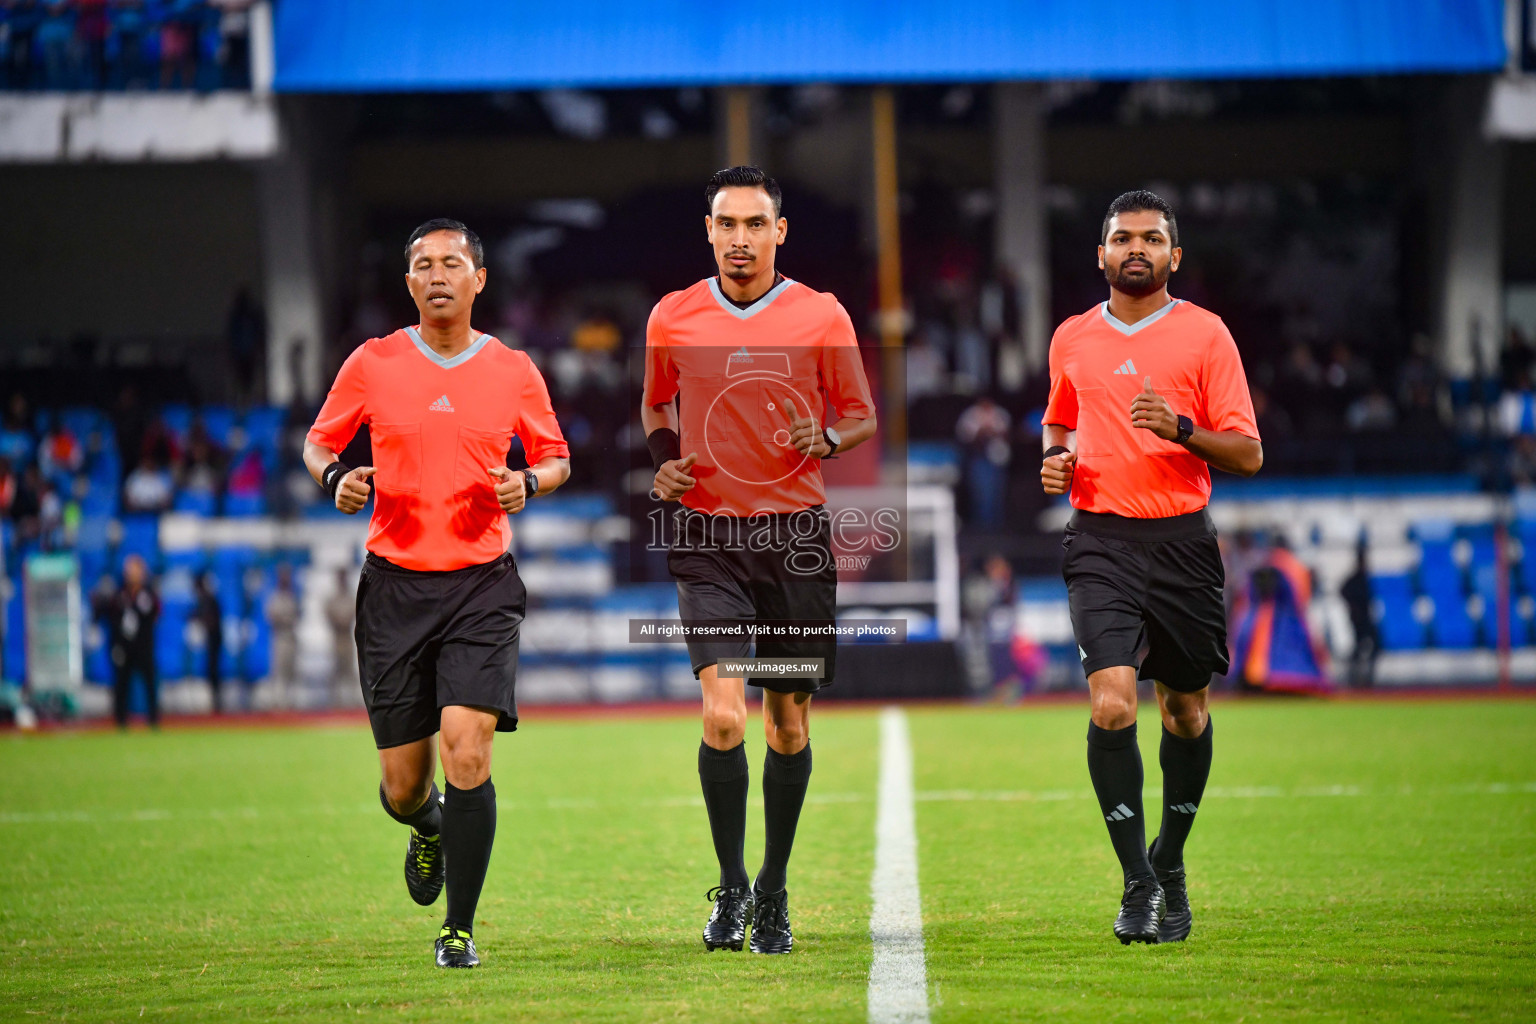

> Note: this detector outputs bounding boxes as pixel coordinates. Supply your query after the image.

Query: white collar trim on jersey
[707,276,795,320]
[1099,298,1183,336]
[405,326,493,369]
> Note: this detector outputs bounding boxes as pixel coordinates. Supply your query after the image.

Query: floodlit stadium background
[3,0,1536,718]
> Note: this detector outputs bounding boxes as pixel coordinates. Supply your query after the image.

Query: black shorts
[355,551,525,749]
[1061,508,1229,693]
[667,506,838,694]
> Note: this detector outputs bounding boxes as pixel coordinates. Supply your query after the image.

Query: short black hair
[404,218,484,269]
[706,166,782,218]
[1101,190,1178,248]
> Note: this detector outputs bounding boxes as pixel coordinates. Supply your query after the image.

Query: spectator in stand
[124,455,173,512]
[109,554,160,729]
[195,571,223,713]
[157,3,194,89]
[35,1,72,88]
[1250,387,1293,440]
[226,446,266,501]
[179,424,224,499]
[37,421,83,480]
[1497,370,1535,437]
[75,0,108,87]
[1346,388,1398,433]
[1340,542,1378,689]
[956,395,1012,529]
[106,0,149,88]
[0,457,15,519]
[325,566,356,707]
[5,2,42,90]
[212,0,252,89]
[265,564,299,710]
[10,465,43,541]
[0,393,33,468]
[1501,326,1534,392]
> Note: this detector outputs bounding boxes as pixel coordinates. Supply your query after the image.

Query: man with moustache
[1040,191,1263,945]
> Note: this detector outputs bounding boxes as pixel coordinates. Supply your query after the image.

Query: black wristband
[1043,446,1070,460]
[322,462,350,499]
[646,428,681,471]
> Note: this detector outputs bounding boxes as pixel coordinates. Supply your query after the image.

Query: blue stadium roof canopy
[274,1,1506,92]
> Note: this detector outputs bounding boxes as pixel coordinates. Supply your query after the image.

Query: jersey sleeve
[1199,320,1260,440]
[818,302,875,420]
[306,345,368,453]
[1041,326,1078,429]
[514,357,571,464]
[641,305,679,407]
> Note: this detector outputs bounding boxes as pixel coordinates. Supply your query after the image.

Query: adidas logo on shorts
[429,395,454,412]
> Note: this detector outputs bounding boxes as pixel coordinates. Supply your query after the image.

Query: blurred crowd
[0,0,255,91]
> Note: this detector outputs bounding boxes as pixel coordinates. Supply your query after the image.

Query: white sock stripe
[868,707,930,1024]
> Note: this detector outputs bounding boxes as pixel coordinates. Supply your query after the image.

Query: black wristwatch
[822,426,842,458]
[521,468,540,498]
[1175,415,1195,445]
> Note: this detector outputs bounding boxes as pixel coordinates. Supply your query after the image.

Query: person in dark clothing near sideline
[195,572,224,713]
[110,554,161,729]
[1340,543,1378,689]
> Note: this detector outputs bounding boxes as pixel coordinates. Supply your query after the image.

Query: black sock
[1087,721,1154,883]
[379,781,443,837]
[441,778,496,933]
[698,741,750,890]
[755,743,812,895]
[1151,718,1213,873]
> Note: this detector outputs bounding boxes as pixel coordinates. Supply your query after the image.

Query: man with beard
[1040,190,1262,945]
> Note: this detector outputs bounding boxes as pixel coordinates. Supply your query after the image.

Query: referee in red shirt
[1041,191,1261,946]
[643,167,877,954]
[304,219,571,968]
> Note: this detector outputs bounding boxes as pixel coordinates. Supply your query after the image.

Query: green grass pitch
[1,698,1532,1021]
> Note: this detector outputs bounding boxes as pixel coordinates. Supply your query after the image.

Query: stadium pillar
[717,87,764,168]
[256,102,326,407]
[872,87,907,452]
[993,82,1049,384]
[1430,77,1505,380]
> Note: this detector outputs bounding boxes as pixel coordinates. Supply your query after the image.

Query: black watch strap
[522,468,539,498]
[1176,415,1195,445]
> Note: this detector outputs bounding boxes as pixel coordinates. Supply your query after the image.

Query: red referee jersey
[643,277,875,517]
[308,327,569,571]
[1043,299,1259,519]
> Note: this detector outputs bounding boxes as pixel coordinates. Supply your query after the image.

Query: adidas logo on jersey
[728,346,753,363]
[1111,359,1137,376]
[429,395,454,412]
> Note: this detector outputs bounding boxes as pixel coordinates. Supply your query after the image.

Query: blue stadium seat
[160,405,194,443]
[242,407,286,454]
[1426,592,1478,649]
[224,493,267,517]
[199,407,237,448]
[118,514,160,569]
[173,490,218,516]
[1372,575,1424,650]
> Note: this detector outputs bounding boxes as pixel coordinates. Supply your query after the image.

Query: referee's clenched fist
[1041,450,1076,496]
[331,465,376,513]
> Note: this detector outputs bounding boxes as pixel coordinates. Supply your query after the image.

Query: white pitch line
[868,707,930,1024]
